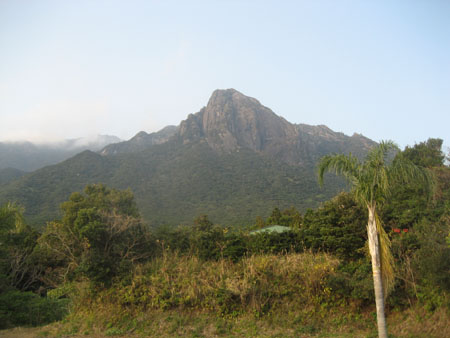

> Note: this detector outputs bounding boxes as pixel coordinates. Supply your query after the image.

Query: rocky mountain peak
[206,88,261,108]
[178,89,297,153]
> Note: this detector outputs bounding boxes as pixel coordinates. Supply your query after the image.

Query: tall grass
[37,251,450,337]
[65,252,339,331]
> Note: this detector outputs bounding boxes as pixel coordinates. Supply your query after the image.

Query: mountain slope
[113,140,346,226]
[0,150,119,225]
[100,126,177,155]
[0,140,344,227]
[0,167,26,185]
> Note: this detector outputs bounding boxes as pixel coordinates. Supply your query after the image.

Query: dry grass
[388,306,450,338]
[69,251,340,317]
[7,252,447,337]
[1,305,448,337]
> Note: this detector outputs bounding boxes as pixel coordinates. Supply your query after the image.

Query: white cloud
[0,99,110,143]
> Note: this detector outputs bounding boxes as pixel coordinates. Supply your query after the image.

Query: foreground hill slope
[0,89,376,227]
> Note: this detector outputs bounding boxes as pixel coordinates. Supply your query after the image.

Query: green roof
[249,225,291,235]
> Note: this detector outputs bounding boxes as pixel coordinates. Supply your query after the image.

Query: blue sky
[1,0,449,151]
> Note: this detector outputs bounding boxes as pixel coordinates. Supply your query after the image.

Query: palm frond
[357,141,399,205]
[365,140,398,164]
[389,152,435,200]
[318,153,360,187]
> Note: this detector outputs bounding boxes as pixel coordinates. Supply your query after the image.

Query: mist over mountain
[0,89,376,227]
[0,135,122,171]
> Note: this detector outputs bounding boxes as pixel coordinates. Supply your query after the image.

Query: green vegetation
[0,203,68,329]
[0,140,345,228]
[0,138,448,337]
[38,184,153,286]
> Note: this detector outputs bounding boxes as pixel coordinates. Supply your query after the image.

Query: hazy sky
[1,0,449,150]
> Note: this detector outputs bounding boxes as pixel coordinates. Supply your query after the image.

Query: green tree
[0,203,40,292]
[280,206,303,228]
[403,138,445,168]
[301,192,366,260]
[190,215,225,260]
[383,140,448,230]
[39,184,152,285]
[318,141,433,338]
[267,207,282,225]
[266,207,302,228]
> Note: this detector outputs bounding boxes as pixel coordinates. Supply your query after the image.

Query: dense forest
[0,139,449,337]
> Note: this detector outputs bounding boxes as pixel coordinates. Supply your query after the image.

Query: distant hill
[0,135,121,171]
[0,89,376,227]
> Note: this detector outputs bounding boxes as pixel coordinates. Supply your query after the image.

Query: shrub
[0,289,69,329]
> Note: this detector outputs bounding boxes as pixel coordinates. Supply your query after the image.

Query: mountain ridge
[0,89,376,227]
[101,89,376,166]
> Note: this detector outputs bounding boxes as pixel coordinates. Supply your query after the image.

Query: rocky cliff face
[200,89,297,152]
[177,89,375,166]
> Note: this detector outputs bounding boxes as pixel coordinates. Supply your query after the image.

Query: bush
[327,259,374,306]
[0,289,69,329]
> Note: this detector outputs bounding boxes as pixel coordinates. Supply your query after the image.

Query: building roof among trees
[249,225,291,235]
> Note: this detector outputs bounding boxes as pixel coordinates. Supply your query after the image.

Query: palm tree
[318,141,433,338]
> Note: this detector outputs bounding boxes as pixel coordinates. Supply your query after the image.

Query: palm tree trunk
[367,205,388,338]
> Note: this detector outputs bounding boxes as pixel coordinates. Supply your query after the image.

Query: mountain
[0,89,376,227]
[100,126,177,155]
[101,89,375,166]
[0,135,122,171]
